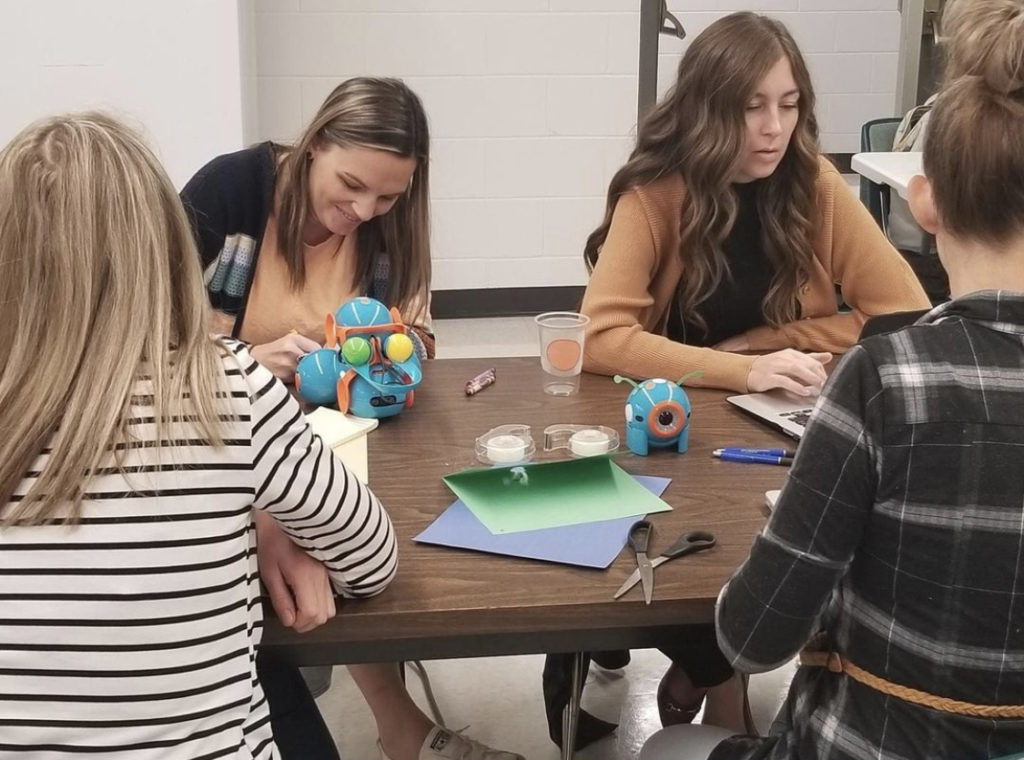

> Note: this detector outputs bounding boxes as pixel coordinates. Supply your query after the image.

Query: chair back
[859,117,903,228]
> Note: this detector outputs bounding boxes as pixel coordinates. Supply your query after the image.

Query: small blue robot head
[334,297,394,334]
[614,374,696,456]
[296,297,424,419]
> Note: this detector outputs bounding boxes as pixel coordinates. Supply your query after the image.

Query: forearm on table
[583,322,755,392]
[744,312,862,354]
[248,363,398,596]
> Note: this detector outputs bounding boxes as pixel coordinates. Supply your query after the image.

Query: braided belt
[799,650,1024,719]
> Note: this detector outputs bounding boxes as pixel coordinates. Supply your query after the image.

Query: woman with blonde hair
[580,13,929,396]
[182,78,521,760]
[0,112,397,757]
[642,0,1024,757]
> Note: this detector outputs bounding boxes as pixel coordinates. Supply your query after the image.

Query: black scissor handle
[661,530,716,559]
[628,520,652,554]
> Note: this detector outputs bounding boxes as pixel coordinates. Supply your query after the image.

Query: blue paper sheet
[414,475,671,569]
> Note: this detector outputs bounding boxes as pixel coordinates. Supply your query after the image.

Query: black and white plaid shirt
[713,292,1024,760]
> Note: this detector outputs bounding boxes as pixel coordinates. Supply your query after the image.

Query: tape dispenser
[543,424,620,458]
[475,424,536,465]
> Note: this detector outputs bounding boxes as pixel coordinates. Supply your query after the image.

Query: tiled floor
[315,316,796,760]
[319,651,795,760]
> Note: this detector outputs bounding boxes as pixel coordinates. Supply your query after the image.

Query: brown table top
[261,357,792,665]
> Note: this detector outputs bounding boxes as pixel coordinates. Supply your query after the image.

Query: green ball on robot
[342,336,372,365]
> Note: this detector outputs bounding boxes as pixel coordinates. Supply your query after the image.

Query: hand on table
[254,510,337,633]
[251,333,322,383]
[746,349,832,397]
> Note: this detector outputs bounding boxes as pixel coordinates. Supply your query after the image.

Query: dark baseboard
[826,152,854,173]
[432,286,585,319]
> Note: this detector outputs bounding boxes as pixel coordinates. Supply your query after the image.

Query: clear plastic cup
[534,311,589,396]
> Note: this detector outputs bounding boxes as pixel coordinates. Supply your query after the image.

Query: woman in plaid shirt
[643,0,1024,757]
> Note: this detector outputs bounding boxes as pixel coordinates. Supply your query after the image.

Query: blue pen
[712,451,794,466]
[714,447,796,458]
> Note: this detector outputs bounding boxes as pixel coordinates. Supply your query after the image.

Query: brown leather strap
[799,650,1024,719]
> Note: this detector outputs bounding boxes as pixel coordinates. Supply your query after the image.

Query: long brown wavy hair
[275,78,431,322]
[584,13,820,333]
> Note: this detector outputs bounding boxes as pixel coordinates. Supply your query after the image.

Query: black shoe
[590,649,631,670]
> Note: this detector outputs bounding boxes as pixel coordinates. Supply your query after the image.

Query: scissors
[614,520,717,604]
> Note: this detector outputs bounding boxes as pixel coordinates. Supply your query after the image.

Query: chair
[859,117,903,235]
[859,117,948,304]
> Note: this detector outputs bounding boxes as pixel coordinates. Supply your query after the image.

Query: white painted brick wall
[255,1,902,291]
[1,0,252,190]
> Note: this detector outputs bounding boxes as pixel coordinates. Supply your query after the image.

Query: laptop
[727,389,815,440]
[726,309,929,440]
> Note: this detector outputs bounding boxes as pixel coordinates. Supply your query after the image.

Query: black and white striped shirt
[0,342,397,759]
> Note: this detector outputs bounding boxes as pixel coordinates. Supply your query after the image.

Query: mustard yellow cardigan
[580,157,930,392]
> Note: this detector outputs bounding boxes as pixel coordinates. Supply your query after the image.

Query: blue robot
[614,375,692,456]
[295,297,423,419]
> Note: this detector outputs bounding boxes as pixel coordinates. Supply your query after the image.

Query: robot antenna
[675,370,704,387]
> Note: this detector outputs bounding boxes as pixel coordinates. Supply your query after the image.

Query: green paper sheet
[443,456,672,534]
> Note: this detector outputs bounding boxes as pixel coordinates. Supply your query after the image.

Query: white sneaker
[378,726,525,760]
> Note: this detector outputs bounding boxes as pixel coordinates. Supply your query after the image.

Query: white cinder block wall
[255,0,901,293]
[0,0,254,190]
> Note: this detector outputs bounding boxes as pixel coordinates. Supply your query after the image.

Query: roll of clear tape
[487,434,529,463]
[475,424,536,465]
[543,424,619,457]
[568,428,613,456]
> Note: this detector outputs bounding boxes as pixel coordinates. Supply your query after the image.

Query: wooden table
[261,357,789,665]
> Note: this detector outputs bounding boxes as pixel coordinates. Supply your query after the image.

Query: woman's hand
[250,333,322,383]
[747,349,832,396]
[254,510,337,633]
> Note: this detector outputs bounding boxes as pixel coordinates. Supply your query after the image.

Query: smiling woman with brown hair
[181,77,522,760]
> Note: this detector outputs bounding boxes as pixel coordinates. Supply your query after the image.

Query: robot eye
[635,415,644,422]
[647,400,686,439]
[341,336,372,366]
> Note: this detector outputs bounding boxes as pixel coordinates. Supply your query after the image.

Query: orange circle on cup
[546,339,581,372]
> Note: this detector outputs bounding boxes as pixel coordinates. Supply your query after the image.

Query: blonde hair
[942,0,1024,84]
[276,77,431,322]
[584,13,820,334]
[926,0,1024,242]
[0,112,228,525]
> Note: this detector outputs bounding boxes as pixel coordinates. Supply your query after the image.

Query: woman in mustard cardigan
[574,10,931,742]
[581,14,929,398]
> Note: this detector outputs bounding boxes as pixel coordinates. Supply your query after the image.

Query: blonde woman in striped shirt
[0,112,398,759]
